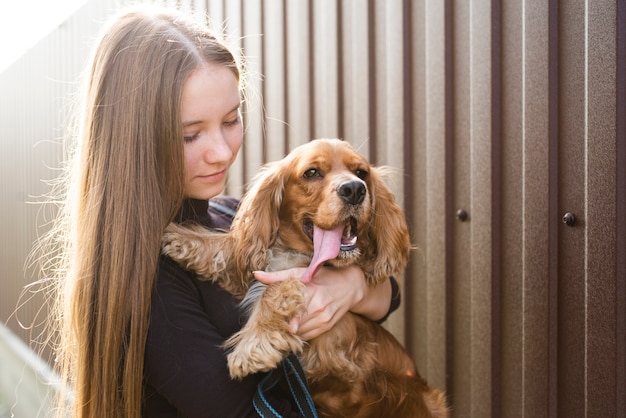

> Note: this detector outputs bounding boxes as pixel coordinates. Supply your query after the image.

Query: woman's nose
[202,130,233,163]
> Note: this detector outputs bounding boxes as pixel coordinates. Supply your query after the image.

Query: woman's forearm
[350,276,393,321]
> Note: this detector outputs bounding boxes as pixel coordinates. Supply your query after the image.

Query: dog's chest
[264,247,312,272]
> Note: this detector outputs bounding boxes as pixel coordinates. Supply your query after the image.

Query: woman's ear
[363,166,412,283]
[232,161,286,272]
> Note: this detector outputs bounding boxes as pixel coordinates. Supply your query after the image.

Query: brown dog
[162,138,448,417]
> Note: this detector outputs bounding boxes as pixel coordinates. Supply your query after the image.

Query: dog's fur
[162,139,448,417]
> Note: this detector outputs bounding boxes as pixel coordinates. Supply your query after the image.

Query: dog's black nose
[337,180,366,205]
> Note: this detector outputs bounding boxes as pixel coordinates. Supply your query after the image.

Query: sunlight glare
[0,0,88,72]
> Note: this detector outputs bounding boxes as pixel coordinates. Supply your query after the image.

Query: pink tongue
[301,223,345,283]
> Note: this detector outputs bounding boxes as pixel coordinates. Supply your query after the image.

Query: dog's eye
[303,168,321,179]
[355,169,368,180]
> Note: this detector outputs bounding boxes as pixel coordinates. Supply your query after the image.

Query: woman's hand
[253,266,392,341]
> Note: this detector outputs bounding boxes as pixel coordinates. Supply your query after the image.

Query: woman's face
[181,63,242,200]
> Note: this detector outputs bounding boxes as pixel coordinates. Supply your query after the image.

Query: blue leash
[253,353,319,418]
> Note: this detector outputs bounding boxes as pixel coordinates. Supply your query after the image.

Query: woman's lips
[198,169,227,182]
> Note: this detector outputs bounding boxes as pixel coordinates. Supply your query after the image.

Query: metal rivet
[456,209,468,222]
[562,212,576,226]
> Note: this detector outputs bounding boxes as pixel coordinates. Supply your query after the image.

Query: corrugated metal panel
[1,0,624,416]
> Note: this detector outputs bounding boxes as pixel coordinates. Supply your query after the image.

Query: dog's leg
[225,278,306,379]
[161,223,232,280]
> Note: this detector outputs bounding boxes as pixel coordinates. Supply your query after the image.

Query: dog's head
[231,139,411,285]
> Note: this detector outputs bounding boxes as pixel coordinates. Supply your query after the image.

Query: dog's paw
[161,235,189,262]
[161,223,229,280]
[226,279,307,379]
[227,329,304,379]
[161,224,195,261]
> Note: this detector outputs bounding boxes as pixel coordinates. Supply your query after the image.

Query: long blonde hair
[40,6,241,417]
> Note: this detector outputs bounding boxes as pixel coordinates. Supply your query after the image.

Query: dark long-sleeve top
[142,198,401,417]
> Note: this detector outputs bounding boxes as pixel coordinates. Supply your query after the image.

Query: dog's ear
[231,161,286,273]
[363,166,411,283]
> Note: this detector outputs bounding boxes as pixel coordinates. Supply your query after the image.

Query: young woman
[40,5,399,417]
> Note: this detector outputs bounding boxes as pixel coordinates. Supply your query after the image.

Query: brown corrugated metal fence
[1,0,624,416]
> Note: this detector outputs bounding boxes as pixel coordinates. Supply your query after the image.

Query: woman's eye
[224,114,241,127]
[355,169,368,180]
[303,168,321,178]
[183,133,200,143]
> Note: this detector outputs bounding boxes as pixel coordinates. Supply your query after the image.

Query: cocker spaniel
[162,138,448,417]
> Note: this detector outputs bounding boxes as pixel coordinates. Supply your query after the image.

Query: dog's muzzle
[337,180,366,206]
